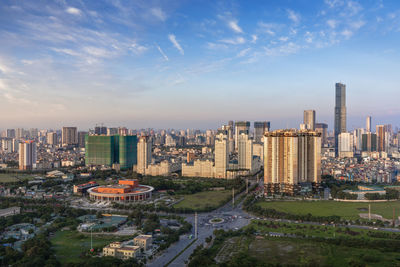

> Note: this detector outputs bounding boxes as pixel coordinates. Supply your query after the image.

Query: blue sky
[0,0,400,131]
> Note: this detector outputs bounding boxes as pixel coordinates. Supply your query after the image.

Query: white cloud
[168,34,184,55]
[207,42,228,50]
[228,20,243,33]
[350,20,365,30]
[325,0,344,8]
[288,9,300,24]
[258,22,278,35]
[251,34,258,43]
[156,44,169,61]
[327,19,337,29]
[237,48,251,57]
[346,1,362,16]
[264,42,301,56]
[341,29,353,38]
[219,37,246,45]
[150,7,167,21]
[66,7,82,16]
[0,62,12,74]
[130,42,147,54]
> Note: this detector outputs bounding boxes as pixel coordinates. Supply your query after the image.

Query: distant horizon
[1,1,400,131]
[0,113,397,133]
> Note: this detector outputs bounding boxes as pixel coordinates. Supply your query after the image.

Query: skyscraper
[366,116,372,133]
[264,130,321,195]
[107,128,118,136]
[6,129,15,138]
[221,124,234,154]
[78,131,87,148]
[376,125,387,152]
[46,132,58,145]
[95,126,107,135]
[19,141,37,170]
[234,121,250,151]
[334,83,346,156]
[303,110,316,130]
[85,135,137,170]
[214,131,228,178]
[338,132,354,158]
[362,133,377,152]
[62,127,78,145]
[254,121,270,143]
[315,123,328,146]
[238,132,253,171]
[137,136,152,174]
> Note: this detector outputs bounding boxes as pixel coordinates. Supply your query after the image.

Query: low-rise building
[103,242,140,260]
[133,235,152,251]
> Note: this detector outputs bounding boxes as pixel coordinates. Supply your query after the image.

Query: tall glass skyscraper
[85,135,137,170]
[334,83,346,156]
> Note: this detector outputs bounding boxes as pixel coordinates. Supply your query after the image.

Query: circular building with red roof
[88,179,154,202]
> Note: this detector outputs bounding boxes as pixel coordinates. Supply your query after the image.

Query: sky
[0,0,400,131]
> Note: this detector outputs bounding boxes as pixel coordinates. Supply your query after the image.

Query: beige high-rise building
[62,127,78,145]
[46,132,58,145]
[376,125,387,152]
[234,121,250,151]
[238,132,253,171]
[303,110,316,130]
[19,141,37,170]
[264,130,321,195]
[366,116,372,133]
[214,131,228,178]
[137,136,152,174]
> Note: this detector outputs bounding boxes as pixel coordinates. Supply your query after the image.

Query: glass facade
[85,135,137,170]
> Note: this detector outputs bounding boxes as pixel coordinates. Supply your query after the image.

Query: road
[147,188,253,267]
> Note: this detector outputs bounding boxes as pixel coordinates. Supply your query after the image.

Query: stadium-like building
[88,179,153,202]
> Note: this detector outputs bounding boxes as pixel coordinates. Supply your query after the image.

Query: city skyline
[1,0,400,129]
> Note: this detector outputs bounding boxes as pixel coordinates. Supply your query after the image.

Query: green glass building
[85,135,137,170]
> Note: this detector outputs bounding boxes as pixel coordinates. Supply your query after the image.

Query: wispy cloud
[325,0,344,9]
[228,20,243,33]
[237,48,251,57]
[219,37,246,45]
[258,22,278,36]
[327,19,337,28]
[341,29,353,38]
[168,34,184,55]
[264,42,301,56]
[150,7,167,21]
[288,9,300,24]
[156,44,169,61]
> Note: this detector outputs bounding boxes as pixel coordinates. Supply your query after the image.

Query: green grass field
[0,173,37,183]
[217,232,400,266]
[248,237,400,266]
[173,190,231,210]
[256,200,400,219]
[249,220,400,240]
[51,230,126,263]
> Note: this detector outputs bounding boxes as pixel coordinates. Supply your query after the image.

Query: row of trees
[139,176,245,195]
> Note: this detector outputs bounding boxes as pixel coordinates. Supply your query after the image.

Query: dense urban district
[2,84,400,266]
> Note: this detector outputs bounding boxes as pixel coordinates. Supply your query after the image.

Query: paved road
[147,187,253,267]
